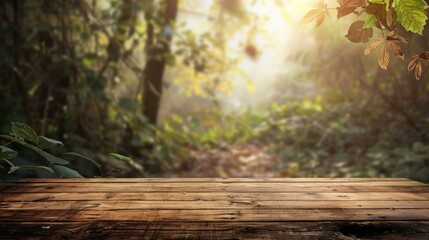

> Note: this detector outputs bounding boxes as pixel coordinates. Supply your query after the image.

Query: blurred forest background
[1,0,429,182]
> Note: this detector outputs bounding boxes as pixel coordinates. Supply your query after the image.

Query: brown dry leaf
[408,55,423,80]
[415,61,422,80]
[408,55,419,71]
[420,51,429,60]
[364,38,384,56]
[378,45,389,70]
[315,13,326,27]
[364,2,387,21]
[336,0,366,19]
[300,0,327,27]
[300,9,324,24]
[345,21,373,43]
[386,34,408,44]
[387,41,404,60]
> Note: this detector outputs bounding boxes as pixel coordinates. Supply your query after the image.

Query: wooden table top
[0,178,428,239]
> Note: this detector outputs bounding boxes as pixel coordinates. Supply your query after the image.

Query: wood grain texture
[1,221,428,240]
[2,200,429,210]
[11,178,412,183]
[2,192,428,201]
[0,178,428,239]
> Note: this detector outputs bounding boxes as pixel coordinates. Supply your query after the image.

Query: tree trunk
[11,0,31,123]
[142,0,178,125]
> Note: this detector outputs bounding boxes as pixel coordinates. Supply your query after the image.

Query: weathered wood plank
[1,178,427,239]
[2,209,429,221]
[2,191,428,202]
[0,232,329,240]
[2,200,428,210]
[2,184,427,193]
[4,181,426,188]
[1,221,428,232]
[4,181,424,187]
[12,178,413,183]
[1,221,428,240]
[0,223,348,240]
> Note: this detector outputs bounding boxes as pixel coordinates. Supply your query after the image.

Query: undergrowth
[159,98,429,182]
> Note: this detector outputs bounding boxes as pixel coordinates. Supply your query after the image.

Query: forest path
[164,143,285,177]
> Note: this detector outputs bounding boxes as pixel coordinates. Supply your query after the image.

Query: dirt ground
[163,143,286,177]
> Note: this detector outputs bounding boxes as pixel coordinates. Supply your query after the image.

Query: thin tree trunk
[12,0,31,123]
[142,0,178,125]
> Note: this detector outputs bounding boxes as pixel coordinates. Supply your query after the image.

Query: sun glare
[178,0,321,109]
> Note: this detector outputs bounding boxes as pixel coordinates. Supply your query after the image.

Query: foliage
[159,99,429,182]
[0,122,101,178]
[302,0,429,79]
[261,100,429,182]
[0,0,254,177]
[0,0,428,182]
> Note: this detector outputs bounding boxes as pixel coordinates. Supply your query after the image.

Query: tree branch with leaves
[302,0,429,79]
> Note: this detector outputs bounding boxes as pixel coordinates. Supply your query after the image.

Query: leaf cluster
[302,0,429,79]
[0,122,101,178]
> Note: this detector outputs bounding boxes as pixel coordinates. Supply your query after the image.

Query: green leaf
[1,159,14,167]
[139,131,155,144]
[11,122,39,144]
[53,165,83,178]
[43,151,69,165]
[394,0,428,34]
[0,146,17,159]
[110,153,133,162]
[110,153,144,172]
[364,14,377,28]
[0,135,44,156]
[38,136,63,149]
[8,166,54,175]
[62,152,101,168]
[0,135,67,167]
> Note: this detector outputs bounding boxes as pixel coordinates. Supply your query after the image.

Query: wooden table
[0,178,428,239]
